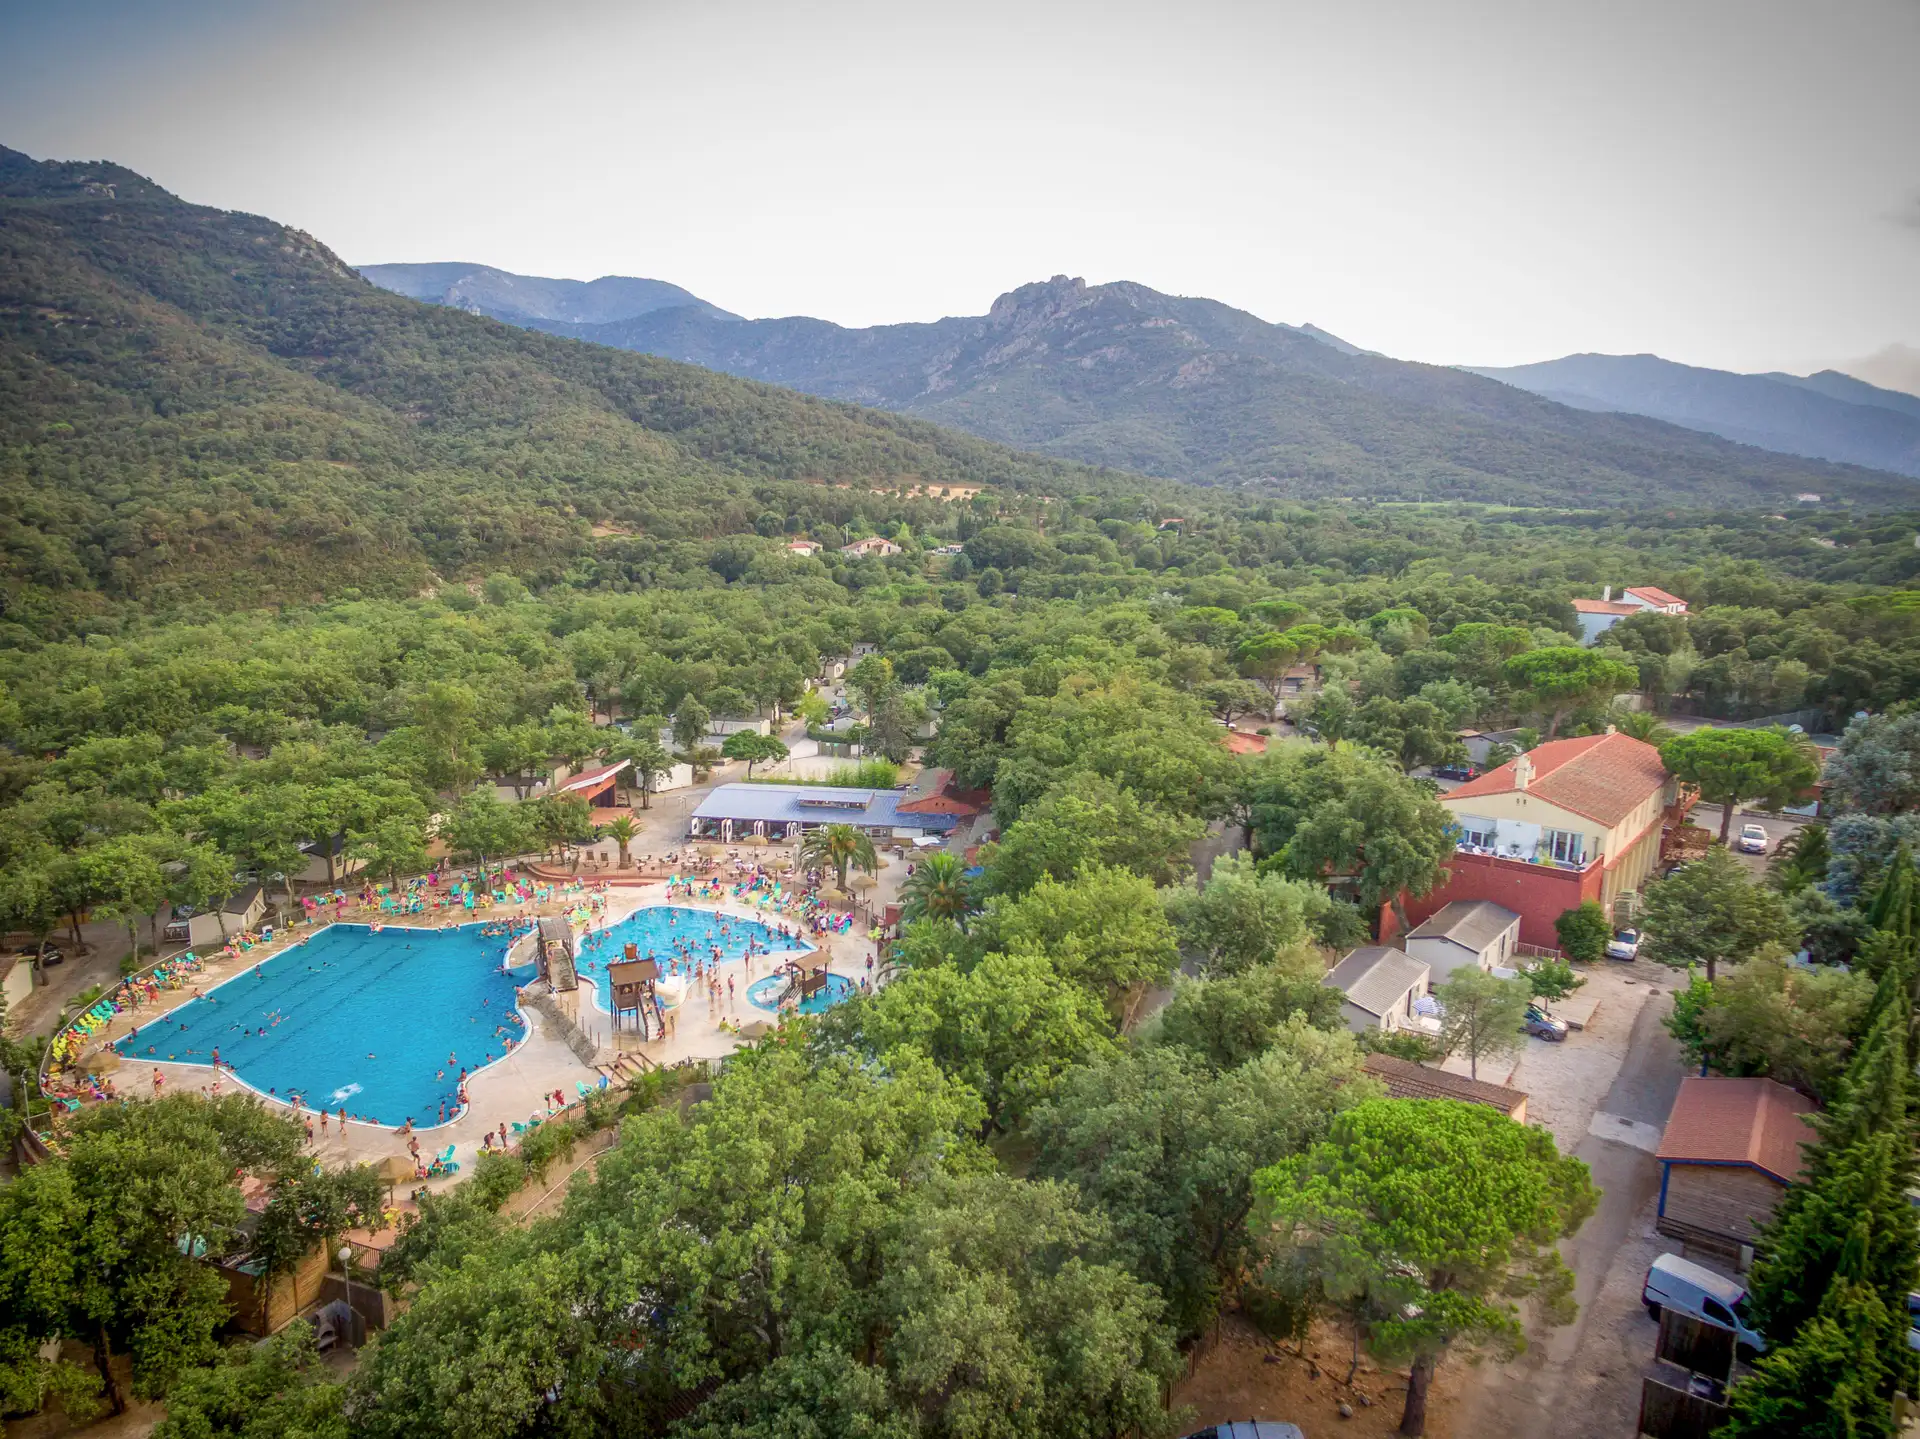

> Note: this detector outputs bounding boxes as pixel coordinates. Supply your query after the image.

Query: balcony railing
[1452,842,1599,874]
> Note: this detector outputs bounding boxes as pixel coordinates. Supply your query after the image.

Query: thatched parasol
[818,886,849,905]
[849,873,879,892]
[376,1152,417,1200]
[737,1019,774,1041]
[740,834,768,847]
[79,1048,121,1076]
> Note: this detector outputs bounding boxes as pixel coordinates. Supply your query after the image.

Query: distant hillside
[0,147,1142,625]
[1466,353,1920,478]
[358,261,739,325]
[1842,343,1920,401]
[511,274,1913,507]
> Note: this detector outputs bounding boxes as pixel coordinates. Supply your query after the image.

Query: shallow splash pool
[746,971,855,1015]
[573,905,813,1014]
[115,923,526,1128]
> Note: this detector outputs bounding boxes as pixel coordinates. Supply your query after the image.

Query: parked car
[1523,1005,1568,1041]
[1431,763,1477,782]
[1908,1291,1920,1353]
[15,944,63,967]
[1179,1426,1306,1439]
[1606,927,1642,961]
[1643,1253,1768,1355]
[1737,823,1771,855]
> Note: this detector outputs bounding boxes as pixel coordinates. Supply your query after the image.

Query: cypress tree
[1746,1131,1918,1376]
[1864,841,1917,940]
[1723,1222,1895,1439]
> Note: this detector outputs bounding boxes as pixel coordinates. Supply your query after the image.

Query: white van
[1642,1253,1767,1354]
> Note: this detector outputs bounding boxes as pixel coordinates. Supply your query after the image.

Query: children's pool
[573,905,812,1014]
[115,923,527,1129]
[746,971,855,1014]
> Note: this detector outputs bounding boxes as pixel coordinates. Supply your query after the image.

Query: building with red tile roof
[1622,585,1688,612]
[1656,1077,1816,1255]
[1394,731,1679,947]
[1573,585,1688,642]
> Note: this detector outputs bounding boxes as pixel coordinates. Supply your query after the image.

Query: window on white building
[1544,828,1587,865]
[1458,815,1497,849]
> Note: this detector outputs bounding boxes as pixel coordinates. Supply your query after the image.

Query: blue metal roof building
[689,783,958,839]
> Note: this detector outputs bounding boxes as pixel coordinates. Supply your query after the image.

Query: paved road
[1456,994,1686,1437]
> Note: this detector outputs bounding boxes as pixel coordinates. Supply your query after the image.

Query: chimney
[1602,585,1612,602]
[1513,754,1534,792]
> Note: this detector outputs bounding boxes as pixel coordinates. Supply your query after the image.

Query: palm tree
[798,823,877,891]
[900,852,974,929]
[605,814,637,869]
[1609,707,1676,746]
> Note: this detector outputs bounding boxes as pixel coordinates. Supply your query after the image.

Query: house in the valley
[1399,731,1685,946]
[840,536,901,558]
[1573,585,1689,643]
[786,540,823,557]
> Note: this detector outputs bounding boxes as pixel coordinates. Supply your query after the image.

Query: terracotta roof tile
[1625,585,1688,609]
[1656,1076,1816,1183]
[1362,1054,1528,1115]
[1573,598,1638,615]
[1443,732,1669,829]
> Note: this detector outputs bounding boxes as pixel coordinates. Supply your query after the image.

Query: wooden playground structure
[608,951,664,1040]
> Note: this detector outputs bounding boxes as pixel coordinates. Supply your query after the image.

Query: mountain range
[358,261,739,326]
[363,264,1915,507]
[0,146,1125,621]
[1465,353,1920,479]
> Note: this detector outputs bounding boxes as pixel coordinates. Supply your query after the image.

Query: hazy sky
[4,0,1917,372]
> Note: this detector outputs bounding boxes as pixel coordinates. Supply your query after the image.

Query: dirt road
[1454,997,1686,1437]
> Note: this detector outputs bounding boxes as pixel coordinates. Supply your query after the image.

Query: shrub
[517,1117,579,1183]
[1554,901,1612,964]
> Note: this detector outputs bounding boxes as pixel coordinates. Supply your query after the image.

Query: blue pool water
[746,971,854,1014]
[573,905,811,1014]
[115,924,527,1129]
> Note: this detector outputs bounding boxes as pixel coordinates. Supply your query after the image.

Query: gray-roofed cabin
[1323,946,1431,1035]
[1403,900,1521,982]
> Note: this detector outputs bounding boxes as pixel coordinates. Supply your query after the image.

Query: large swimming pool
[572,905,810,1014]
[115,923,527,1129]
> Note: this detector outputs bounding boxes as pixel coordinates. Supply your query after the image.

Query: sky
[3,0,1917,373]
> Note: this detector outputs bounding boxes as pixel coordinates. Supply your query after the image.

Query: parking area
[1687,804,1805,878]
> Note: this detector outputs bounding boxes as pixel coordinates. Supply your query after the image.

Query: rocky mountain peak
[987,275,1092,330]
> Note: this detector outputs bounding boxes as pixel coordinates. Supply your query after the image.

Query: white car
[1607,928,1641,961]
[1737,823,1770,855]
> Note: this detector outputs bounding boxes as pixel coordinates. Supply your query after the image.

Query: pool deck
[75,859,898,1184]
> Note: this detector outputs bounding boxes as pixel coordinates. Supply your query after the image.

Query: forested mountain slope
[1467,352,1920,478]
[522,274,1914,507]
[0,148,1148,628]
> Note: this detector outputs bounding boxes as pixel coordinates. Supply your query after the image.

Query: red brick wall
[1385,850,1605,949]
